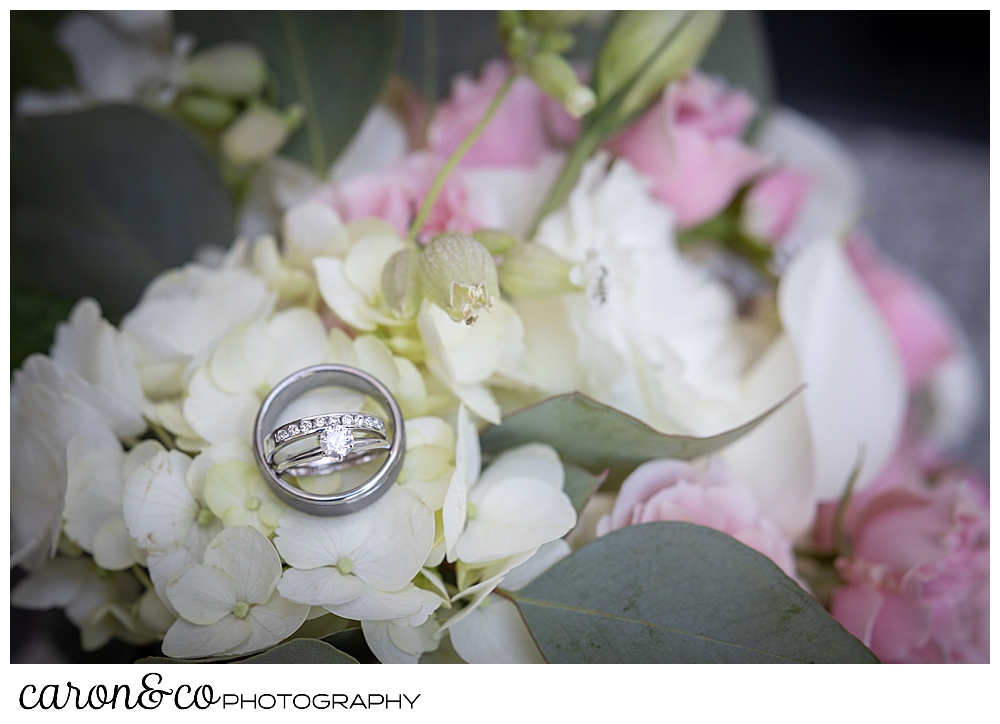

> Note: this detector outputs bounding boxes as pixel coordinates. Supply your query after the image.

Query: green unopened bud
[498,9,524,35]
[184,42,267,99]
[419,233,499,325]
[382,249,421,320]
[505,24,532,60]
[523,10,594,29]
[539,29,576,54]
[221,107,290,165]
[528,52,596,119]
[177,92,238,130]
[499,243,580,298]
[472,228,519,256]
[596,10,723,123]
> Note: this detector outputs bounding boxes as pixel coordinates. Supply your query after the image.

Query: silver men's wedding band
[252,365,405,516]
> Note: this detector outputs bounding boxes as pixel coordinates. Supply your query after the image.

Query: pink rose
[428,59,579,168]
[743,168,812,244]
[846,230,957,390]
[605,72,768,228]
[596,459,800,580]
[813,436,989,663]
[316,152,484,237]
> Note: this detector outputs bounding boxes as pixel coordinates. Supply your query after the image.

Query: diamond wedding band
[253,364,405,516]
[265,412,390,476]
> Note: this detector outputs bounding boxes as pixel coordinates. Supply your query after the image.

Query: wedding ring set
[253,365,405,516]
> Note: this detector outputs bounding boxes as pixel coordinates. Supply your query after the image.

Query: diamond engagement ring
[265,412,389,476]
[253,365,405,516]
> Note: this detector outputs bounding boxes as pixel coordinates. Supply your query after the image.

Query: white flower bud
[528,52,596,119]
[177,93,237,130]
[499,243,581,298]
[596,10,723,124]
[184,41,267,99]
[472,228,519,256]
[419,233,500,325]
[221,106,298,165]
[382,249,422,320]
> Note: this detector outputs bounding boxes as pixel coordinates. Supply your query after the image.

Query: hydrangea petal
[203,526,282,606]
[161,615,252,659]
[449,594,544,663]
[166,564,237,625]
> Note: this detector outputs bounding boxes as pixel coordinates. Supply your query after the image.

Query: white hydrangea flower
[314,222,409,331]
[181,307,328,446]
[51,298,147,428]
[12,557,163,651]
[396,417,457,510]
[445,540,570,664]
[276,485,437,623]
[442,406,576,565]
[122,449,223,610]
[11,355,122,571]
[361,617,441,665]
[162,526,309,658]
[120,261,274,399]
[63,439,162,570]
[417,300,530,424]
[202,460,286,536]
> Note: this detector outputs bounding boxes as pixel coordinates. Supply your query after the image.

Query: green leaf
[11,285,77,370]
[175,10,403,175]
[563,464,607,514]
[11,13,77,95]
[237,638,359,664]
[322,629,379,664]
[481,389,800,489]
[509,521,878,663]
[12,105,233,319]
[135,638,359,664]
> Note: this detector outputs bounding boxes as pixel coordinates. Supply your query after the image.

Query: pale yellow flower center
[466,502,479,519]
[245,496,261,511]
[196,508,215,526]
[232,601,250,619]
[336,557,354,575]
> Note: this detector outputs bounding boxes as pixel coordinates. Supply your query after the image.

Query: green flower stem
[408,71,516,242]
[528,126,603,237]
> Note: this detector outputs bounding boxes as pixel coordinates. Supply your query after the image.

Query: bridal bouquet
[11,10,988,664]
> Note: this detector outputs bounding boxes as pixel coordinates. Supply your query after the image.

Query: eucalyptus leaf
[175,10,402,175]
[237,638,359,664]
[136,638,360,664]
[12,105,232,318]
[509,522,878,663]
[563,464,607,515]
[699,10,775,112]
[11,285,76,370]
[322,628,379,664]
[481,389,800,489]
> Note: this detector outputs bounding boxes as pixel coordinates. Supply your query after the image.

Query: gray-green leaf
[509,521,878,663]
[12,105,232,318]
[563,464,607,514]
[481,390,799,489]
[175,10,402,175]
[237,638,359,664]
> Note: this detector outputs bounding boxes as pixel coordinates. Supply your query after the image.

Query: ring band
[253,365,405,516]
[265,413,389,476]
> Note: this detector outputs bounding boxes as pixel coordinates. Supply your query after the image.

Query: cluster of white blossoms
[12,100,928,661]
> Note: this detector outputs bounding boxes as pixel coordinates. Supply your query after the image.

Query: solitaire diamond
[319,425,354,461]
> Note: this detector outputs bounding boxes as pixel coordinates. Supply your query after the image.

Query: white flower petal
[277,566,364,607]
[185,438,255,496]
[501,539,571,592]
[362,617,441,665]
[202,526,282,605]
[331,106,408,183]
[229,590,310,656]
[183,368,260,445]
[123,450,198,554]
[449,594,544,663]
[92,518,140,571]
[343,234,406,300]
[264,308,328,385]
[324,583,432,622]
[166,564,237,625]
[721,334,817,538]
[314,256,374,331]
[779,236,906,499]
[458,478,576,564]
[476,443,564,492]
[161,615,252,659]
[11,557,91,609]
[353,335,400,392]
[209,321,274,394]
[283,200,350,260]
[443,406,479,559]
